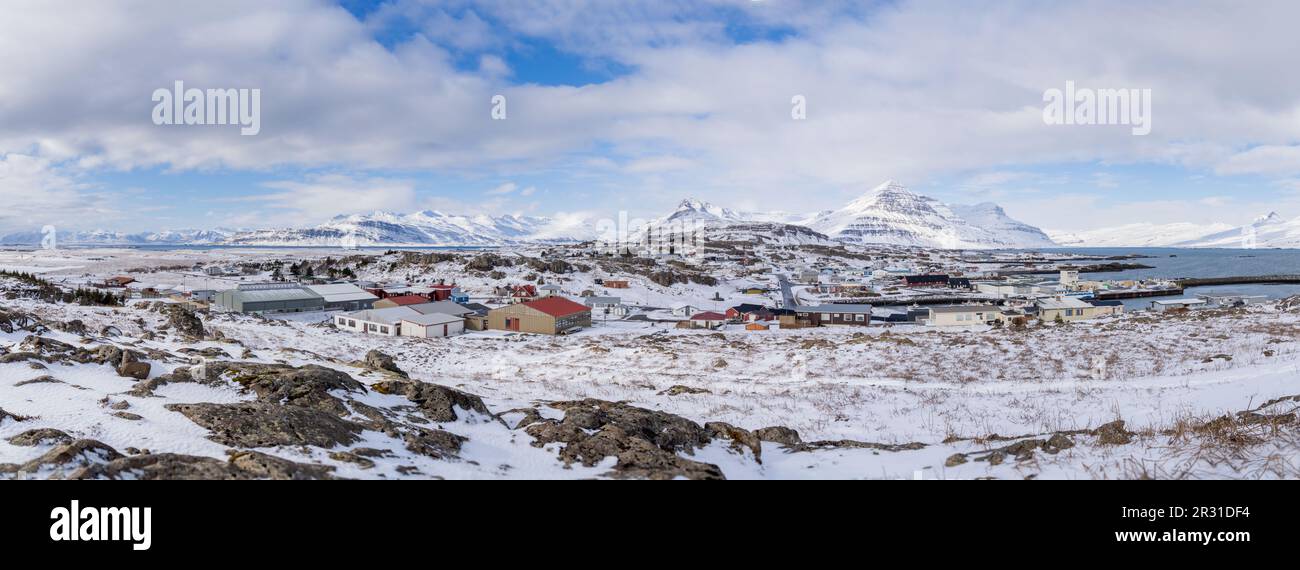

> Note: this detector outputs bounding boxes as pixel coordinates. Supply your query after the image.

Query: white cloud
[253,174,418,225]
[0,154,118,234]
[6,1,1300,231]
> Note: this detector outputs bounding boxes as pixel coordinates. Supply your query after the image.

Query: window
[821,313,830,321]
[855,314,865,322]
[380,326,389,334]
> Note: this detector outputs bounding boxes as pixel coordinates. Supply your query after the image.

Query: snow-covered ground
[3,247,1299,479]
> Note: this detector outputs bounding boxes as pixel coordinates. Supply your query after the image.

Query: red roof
[690,311,728,321]
[524,297,590,318]
[383,295,429,306]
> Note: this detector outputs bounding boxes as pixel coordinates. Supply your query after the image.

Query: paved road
[776,274,801,309]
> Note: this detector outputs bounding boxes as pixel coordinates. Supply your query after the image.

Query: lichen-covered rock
[117,361,151,380]
[196,362,365,416]
[6,428,72,447]
[165,402,365,448]
[0,439,123,477]
[372,379,492,422]
[159,304,206,340]
[1094,420,1133,445]
[71,450,336,480]
[754,426,803,446]
[525,399,724,480]
[363,350,408,377]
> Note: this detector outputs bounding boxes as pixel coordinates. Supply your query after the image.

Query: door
[506,318,520,331]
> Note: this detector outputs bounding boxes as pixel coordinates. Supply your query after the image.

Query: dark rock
[165,402,365,448]
[362,350,408,377]
[160,304,205,340]
[117,361,151,380]
[705,422,762,460]
[56,320,88,335]
[0,408,33,424]
[372,379,492,422]
[197,362,366,416]
[112,412,144,421]
[14,375,62,387]
[402,427,467,459]
[8,439,123,476]
[127,370,193,398]
[328,451,376,470]
[1045,433,1075,453]
[754,426,802,446]
[945,453,969,467]
[657,385,711,396]
[6,428,73,447]
[525,399,723,480]
[71,451,335,480]
[1094,420,1133,445]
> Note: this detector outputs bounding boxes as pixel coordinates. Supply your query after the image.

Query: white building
[1150,298,1208,312]
[925,305,1003,327]
[334,306,417,336]
[335,301,474,336]
[670,303,699,317]
[400,313,465,338]
[585,296,630,318]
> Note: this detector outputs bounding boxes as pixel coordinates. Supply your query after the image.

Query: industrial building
[213,283,325,314]
[488,297,591,335]
[305,283,379,312]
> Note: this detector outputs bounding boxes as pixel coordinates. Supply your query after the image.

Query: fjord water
[1044,247,1300,304]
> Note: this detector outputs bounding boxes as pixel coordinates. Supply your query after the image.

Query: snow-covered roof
[1036,297,1092,310]
[401,312,463,326]
[306,283,379,303]
[343,306,419,324]
[229,288,323,304]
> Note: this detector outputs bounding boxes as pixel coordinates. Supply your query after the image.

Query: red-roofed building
[373,295,431,308]
[488,297,592,335]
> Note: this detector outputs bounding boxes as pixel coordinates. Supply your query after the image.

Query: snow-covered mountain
[649,198,831,246]
[807,181,1056,249]
[0,184,1052,250]
[1048,222,1236,247]
[0,228,233,246]
[224,210,587,247]
[1175,212,1300,248]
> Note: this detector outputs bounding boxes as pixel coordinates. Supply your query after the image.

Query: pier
[1174,275,1300,287]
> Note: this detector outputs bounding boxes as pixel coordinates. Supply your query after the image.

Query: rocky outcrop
[0,439,123,477]
[657,385,711,396]
[0,307,37,333]
[0,408,32,424]
[372,379,492,422]
[195,362,365,416]
[159,304,206,340]
[166,402,365,448]
[362,350,408,378]
[6,428,74,447]
[754,426,802,446]
[71,450,336,480]
[525,399,724,480]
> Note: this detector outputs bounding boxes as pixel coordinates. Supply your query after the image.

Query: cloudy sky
[3,0,1300,235]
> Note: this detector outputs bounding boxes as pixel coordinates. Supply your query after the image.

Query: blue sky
[3,0,1300,236]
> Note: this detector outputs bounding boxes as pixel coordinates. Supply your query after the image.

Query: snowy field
[3,247,1299,479]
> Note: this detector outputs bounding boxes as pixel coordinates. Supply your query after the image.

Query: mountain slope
[807,181,1055,249]
[223,210,586,246]
[1176,212,1300,248]
[1048,222,1235,247]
